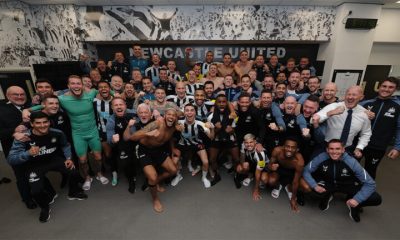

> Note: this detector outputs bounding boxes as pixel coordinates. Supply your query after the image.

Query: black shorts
[210,140,238,149]
[177,143,205,153]
[277,167,295,186]
[245,160,257,173]
[137,144,170,167]
[99,131,107,142]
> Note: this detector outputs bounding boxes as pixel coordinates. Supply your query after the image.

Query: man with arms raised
[123,109,178,212]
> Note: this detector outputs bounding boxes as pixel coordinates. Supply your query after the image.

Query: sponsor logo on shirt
[384,107,396,118]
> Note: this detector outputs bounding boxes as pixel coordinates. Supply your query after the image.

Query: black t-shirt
[26,129,69,162]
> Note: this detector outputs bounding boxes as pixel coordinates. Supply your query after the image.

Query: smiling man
[267,137,309,212]
[303,139,382,222]
[106,97,137,192]
[124,108,179,213]
[25,75,109,191]
[8,111,87,223]
[360,77,400,179]
[315,86,371,158]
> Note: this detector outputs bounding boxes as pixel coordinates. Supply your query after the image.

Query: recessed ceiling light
[397,1,400,3]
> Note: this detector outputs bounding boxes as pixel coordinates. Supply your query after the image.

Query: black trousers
[315,182,382,208]
[26,157,81,209]
[363,147,386,180]
[11,164,55,204]
[109,141,137,181]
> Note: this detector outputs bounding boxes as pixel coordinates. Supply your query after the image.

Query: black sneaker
[128,180,136,194]
[348,205,361,222]
[297,192,305,206]
[25,200,37,210]
[68,192,88,200]
[233,174,242,189]
[210,174,221,186]
[319,195,333,211]
[39,207,51,223]
[141,182,149,191]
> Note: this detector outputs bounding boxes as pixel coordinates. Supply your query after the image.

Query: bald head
[6,86,26,106]
[323,82,337,102]
[284,96,297,114]
[324,82,337,91]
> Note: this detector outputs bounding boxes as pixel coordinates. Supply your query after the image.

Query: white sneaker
[82,178,93,191]
[191,165,201,176]
[242,177,253,187]
[171,174,183,187]
[187,163,194,172]
[96,176,109,185]
[285,185,292,200]
[271,184,282,199]
[202,177,211,188]
[223,161,233,169]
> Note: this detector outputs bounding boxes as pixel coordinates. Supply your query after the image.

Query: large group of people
[1,44,398,224]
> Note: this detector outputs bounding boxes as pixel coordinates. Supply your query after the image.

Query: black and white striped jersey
[186,83,203,96]
[166,95,195,109]
[177,120,209,146]
[145,66,160,84]
[93,98,113,134]
[167,71,182,81]
[240,148,269,171]
[195,101,214,122]
[196,61,212,75]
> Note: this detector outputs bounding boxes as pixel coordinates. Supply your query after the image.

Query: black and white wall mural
[79,5,335,41]
[0,1,91,68]
[0,1,335,68]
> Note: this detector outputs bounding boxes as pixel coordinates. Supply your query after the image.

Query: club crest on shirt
[322,165,328,172]
[341,168,350,177]
[58,115,64,125]
[245,116,252,122]
[288,119,295,128]
[29,172,40,183]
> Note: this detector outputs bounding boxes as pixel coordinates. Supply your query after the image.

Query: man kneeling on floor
[303,139,382,222]
[7,112,87,223]
[234,133,270,201]
[268,137,309,212]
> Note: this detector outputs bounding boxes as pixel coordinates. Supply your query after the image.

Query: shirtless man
[201,63,224,90]
[217,53,236,79]
[123,109,178,213]
[268,137,308,212]
[234,50,253,80]
[149,87,181,118]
